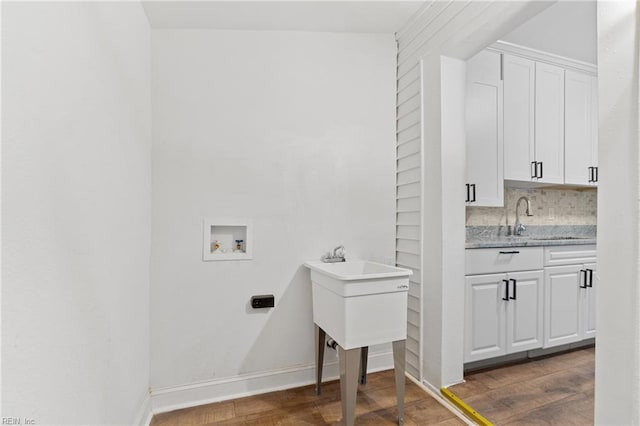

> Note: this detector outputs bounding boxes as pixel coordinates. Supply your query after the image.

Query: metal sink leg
[338,345,361,426]
[314,324,326,395]
[392,339,406,426]
[359,346,369,385]
[314,327,405,426]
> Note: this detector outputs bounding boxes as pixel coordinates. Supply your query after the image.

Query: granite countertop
[466,225,597,249]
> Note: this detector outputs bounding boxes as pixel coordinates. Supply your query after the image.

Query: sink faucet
[321,245,346,263]
[514,196,533,236]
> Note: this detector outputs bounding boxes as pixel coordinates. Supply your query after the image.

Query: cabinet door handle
[579,269,587,288]
[531,161,537,179]
[465,184,470,202]
[588,167,594,183]
[586,268,594,288]
[502,279,510,301]
[537,161,543,179]
[499,250,520,254]
[510,278,517,300]
[594,167,598,183]
[471,184,476,202]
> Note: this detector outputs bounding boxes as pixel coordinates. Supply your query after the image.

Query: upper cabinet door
[591,76,599,182]
[565,70,594,185]
[465,50,504,207]
[535,62,565,184]
[503,54,535,182]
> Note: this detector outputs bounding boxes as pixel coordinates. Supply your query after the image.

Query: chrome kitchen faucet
[514,196,533,236]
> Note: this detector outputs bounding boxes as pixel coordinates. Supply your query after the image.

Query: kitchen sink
[529,236,591,240]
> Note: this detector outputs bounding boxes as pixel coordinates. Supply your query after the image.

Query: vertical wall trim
[395,25,424,380]
[418,59,426,381]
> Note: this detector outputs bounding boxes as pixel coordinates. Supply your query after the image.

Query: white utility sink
[304,260,412,350]
[304,260,413,425]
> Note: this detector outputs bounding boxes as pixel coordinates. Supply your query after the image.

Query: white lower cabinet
[465,270,543,363]
[465,244,597,364]
[508,271,545,353]
[544,261,597,348]
[584,262,597,339]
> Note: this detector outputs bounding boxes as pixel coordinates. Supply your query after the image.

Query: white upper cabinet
[565,71,599,185]
[504,56,566,184]
[564,70,593,185]
[503,54,535,182]
[467,45,600,193]
[465,50,504,207]
[591,77,599,177]
[534,62,565,184]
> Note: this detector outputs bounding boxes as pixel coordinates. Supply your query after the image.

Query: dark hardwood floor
[151,370,465,425]
[449,346,595,425]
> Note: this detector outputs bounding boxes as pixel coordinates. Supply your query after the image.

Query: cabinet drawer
[466,247,544,275]
[544,245,597,266]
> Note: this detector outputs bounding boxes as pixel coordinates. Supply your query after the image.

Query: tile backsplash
[466,186,597,226]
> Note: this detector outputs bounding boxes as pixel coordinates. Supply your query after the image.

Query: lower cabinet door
[465,273,507,362]
[583,262,597,339]
[506,270,544,353]
[544,265,583,348]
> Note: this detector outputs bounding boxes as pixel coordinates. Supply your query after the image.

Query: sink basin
[304,260,412,280]
[304,260,412,349]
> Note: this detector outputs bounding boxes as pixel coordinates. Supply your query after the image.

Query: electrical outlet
[251,295,274,309]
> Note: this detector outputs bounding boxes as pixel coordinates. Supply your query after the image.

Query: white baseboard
[150,350,393,415]
[134,393,152,426]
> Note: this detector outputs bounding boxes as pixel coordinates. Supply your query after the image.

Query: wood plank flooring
[151,347,594,425]
[449,346,595,425]
[151,370,465,425]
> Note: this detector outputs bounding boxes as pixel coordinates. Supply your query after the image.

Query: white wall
[595,1,640,424]
[502,0,597,64]
[2,3,152,424]
[150,29,396,401]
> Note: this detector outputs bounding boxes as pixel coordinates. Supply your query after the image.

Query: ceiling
[501,0,597,64]
[141,1,424,33]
